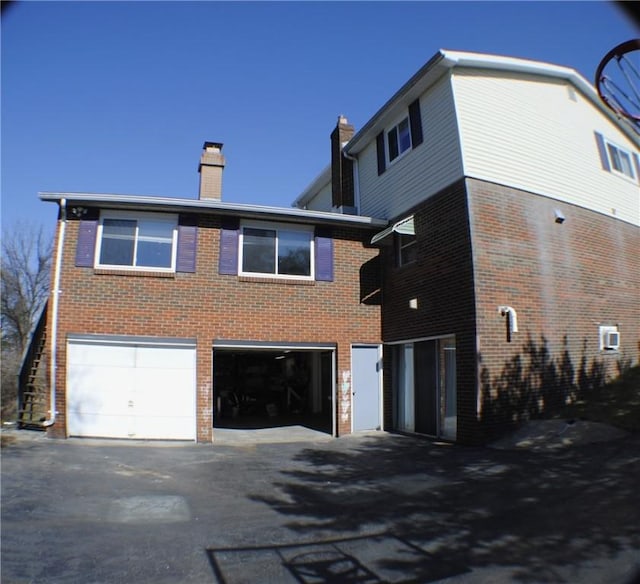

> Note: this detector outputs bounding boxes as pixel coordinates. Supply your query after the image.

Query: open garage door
[67,336,196,440]
[213,342,335,436]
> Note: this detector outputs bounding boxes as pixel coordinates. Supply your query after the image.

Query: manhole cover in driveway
[108,495,190,523]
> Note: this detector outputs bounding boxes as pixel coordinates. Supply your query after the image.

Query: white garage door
[67,337,196,440]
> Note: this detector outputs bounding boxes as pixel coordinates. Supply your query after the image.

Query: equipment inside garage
[213,348,333,433]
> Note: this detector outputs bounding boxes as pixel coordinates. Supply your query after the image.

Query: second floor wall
[53,209,382,343]
[357,73,464,220]
[298,53,640,227]
[453,68,640,226]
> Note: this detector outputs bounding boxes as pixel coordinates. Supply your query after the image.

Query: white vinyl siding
[304,180,333,212]
[453,69,640,226]
[358,75,464,220]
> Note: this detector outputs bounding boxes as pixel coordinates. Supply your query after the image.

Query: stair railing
[17,301,48,427]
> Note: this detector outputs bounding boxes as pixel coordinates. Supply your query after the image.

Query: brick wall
[381,176,639,445]
[468,177,640,441]
[47,213,381,441]
[380,179,478,443]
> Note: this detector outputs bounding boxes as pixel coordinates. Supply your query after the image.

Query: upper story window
[96,211,178,271]
[594,131,639,182]
[396,232,417,266]
[388,117,412,162]
[606,141,635,179]
[377,98,424,175]
[239,221,314,280]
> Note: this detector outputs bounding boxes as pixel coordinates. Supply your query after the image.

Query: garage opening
[213,344,334,435]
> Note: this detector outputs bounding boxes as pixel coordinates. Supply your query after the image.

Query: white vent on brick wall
[599,325,620,351]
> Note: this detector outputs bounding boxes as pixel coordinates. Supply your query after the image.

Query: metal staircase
[17,303,48,430]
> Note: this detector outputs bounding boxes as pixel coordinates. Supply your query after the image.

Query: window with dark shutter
[315,228,334,282]
[387,127,399,161]
[75,220,98,267]
[594,132,611,171]
[408,98,423,147]
[376,132,386,175]
[595,131,639,182]
[96,212,177,270]
[219,218,239,275]
[176,223,198,273]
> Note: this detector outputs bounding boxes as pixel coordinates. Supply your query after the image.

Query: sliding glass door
[393,337,456,440]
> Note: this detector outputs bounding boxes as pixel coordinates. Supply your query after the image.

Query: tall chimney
[331,116,355,211]
[198,142,225,200]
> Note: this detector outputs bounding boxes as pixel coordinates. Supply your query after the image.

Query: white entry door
[67,337,196,440]
[352,345,382,431]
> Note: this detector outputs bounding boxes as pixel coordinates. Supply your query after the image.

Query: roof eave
[39,192,388,229]
[344,49,640,154]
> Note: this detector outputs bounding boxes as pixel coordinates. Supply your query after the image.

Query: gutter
[42,198,66,427]
[39,192,387,229]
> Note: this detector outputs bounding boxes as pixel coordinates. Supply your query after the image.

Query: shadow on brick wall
[359,255,382,305]
[478,334,632,440]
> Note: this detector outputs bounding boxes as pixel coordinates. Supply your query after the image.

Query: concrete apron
[212,425,334,445]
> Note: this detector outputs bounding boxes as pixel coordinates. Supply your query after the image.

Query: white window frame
[386,115,412,164]
[238,220,315,281]
[604,139,636,180]
[95,210,178,272]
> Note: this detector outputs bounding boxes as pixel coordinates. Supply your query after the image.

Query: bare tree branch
[1,222,53,355]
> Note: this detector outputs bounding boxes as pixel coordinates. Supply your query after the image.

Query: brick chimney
[198,142,225,201]
[331,116,355,211]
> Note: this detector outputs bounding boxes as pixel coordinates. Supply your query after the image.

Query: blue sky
[2,1,638,233]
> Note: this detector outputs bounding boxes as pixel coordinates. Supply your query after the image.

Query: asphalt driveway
[2,428,639,584]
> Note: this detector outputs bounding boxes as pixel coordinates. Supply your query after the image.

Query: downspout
[43,197,66,427]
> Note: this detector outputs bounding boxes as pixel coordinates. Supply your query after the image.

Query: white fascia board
[39,192,387,229]
[442,49,640,144]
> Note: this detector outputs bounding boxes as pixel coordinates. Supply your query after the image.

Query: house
[23,49,639,444]
[31,142,385,442]
[294,50,640,443]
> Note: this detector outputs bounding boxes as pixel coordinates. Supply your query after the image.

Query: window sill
[239,275,315,286]
[94,268,175,278]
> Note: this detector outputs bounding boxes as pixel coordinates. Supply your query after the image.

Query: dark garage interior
[213,349,333,433]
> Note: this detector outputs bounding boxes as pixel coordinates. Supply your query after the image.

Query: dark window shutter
[633,152,640,184]
[408,98,423,147]
[388,127,399,161]
[75,220,98,267]
[176,224,197,273]
[376,132,386,175]
[315,228,334,282]
[219,217,240,275]
[594,132,611,171]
